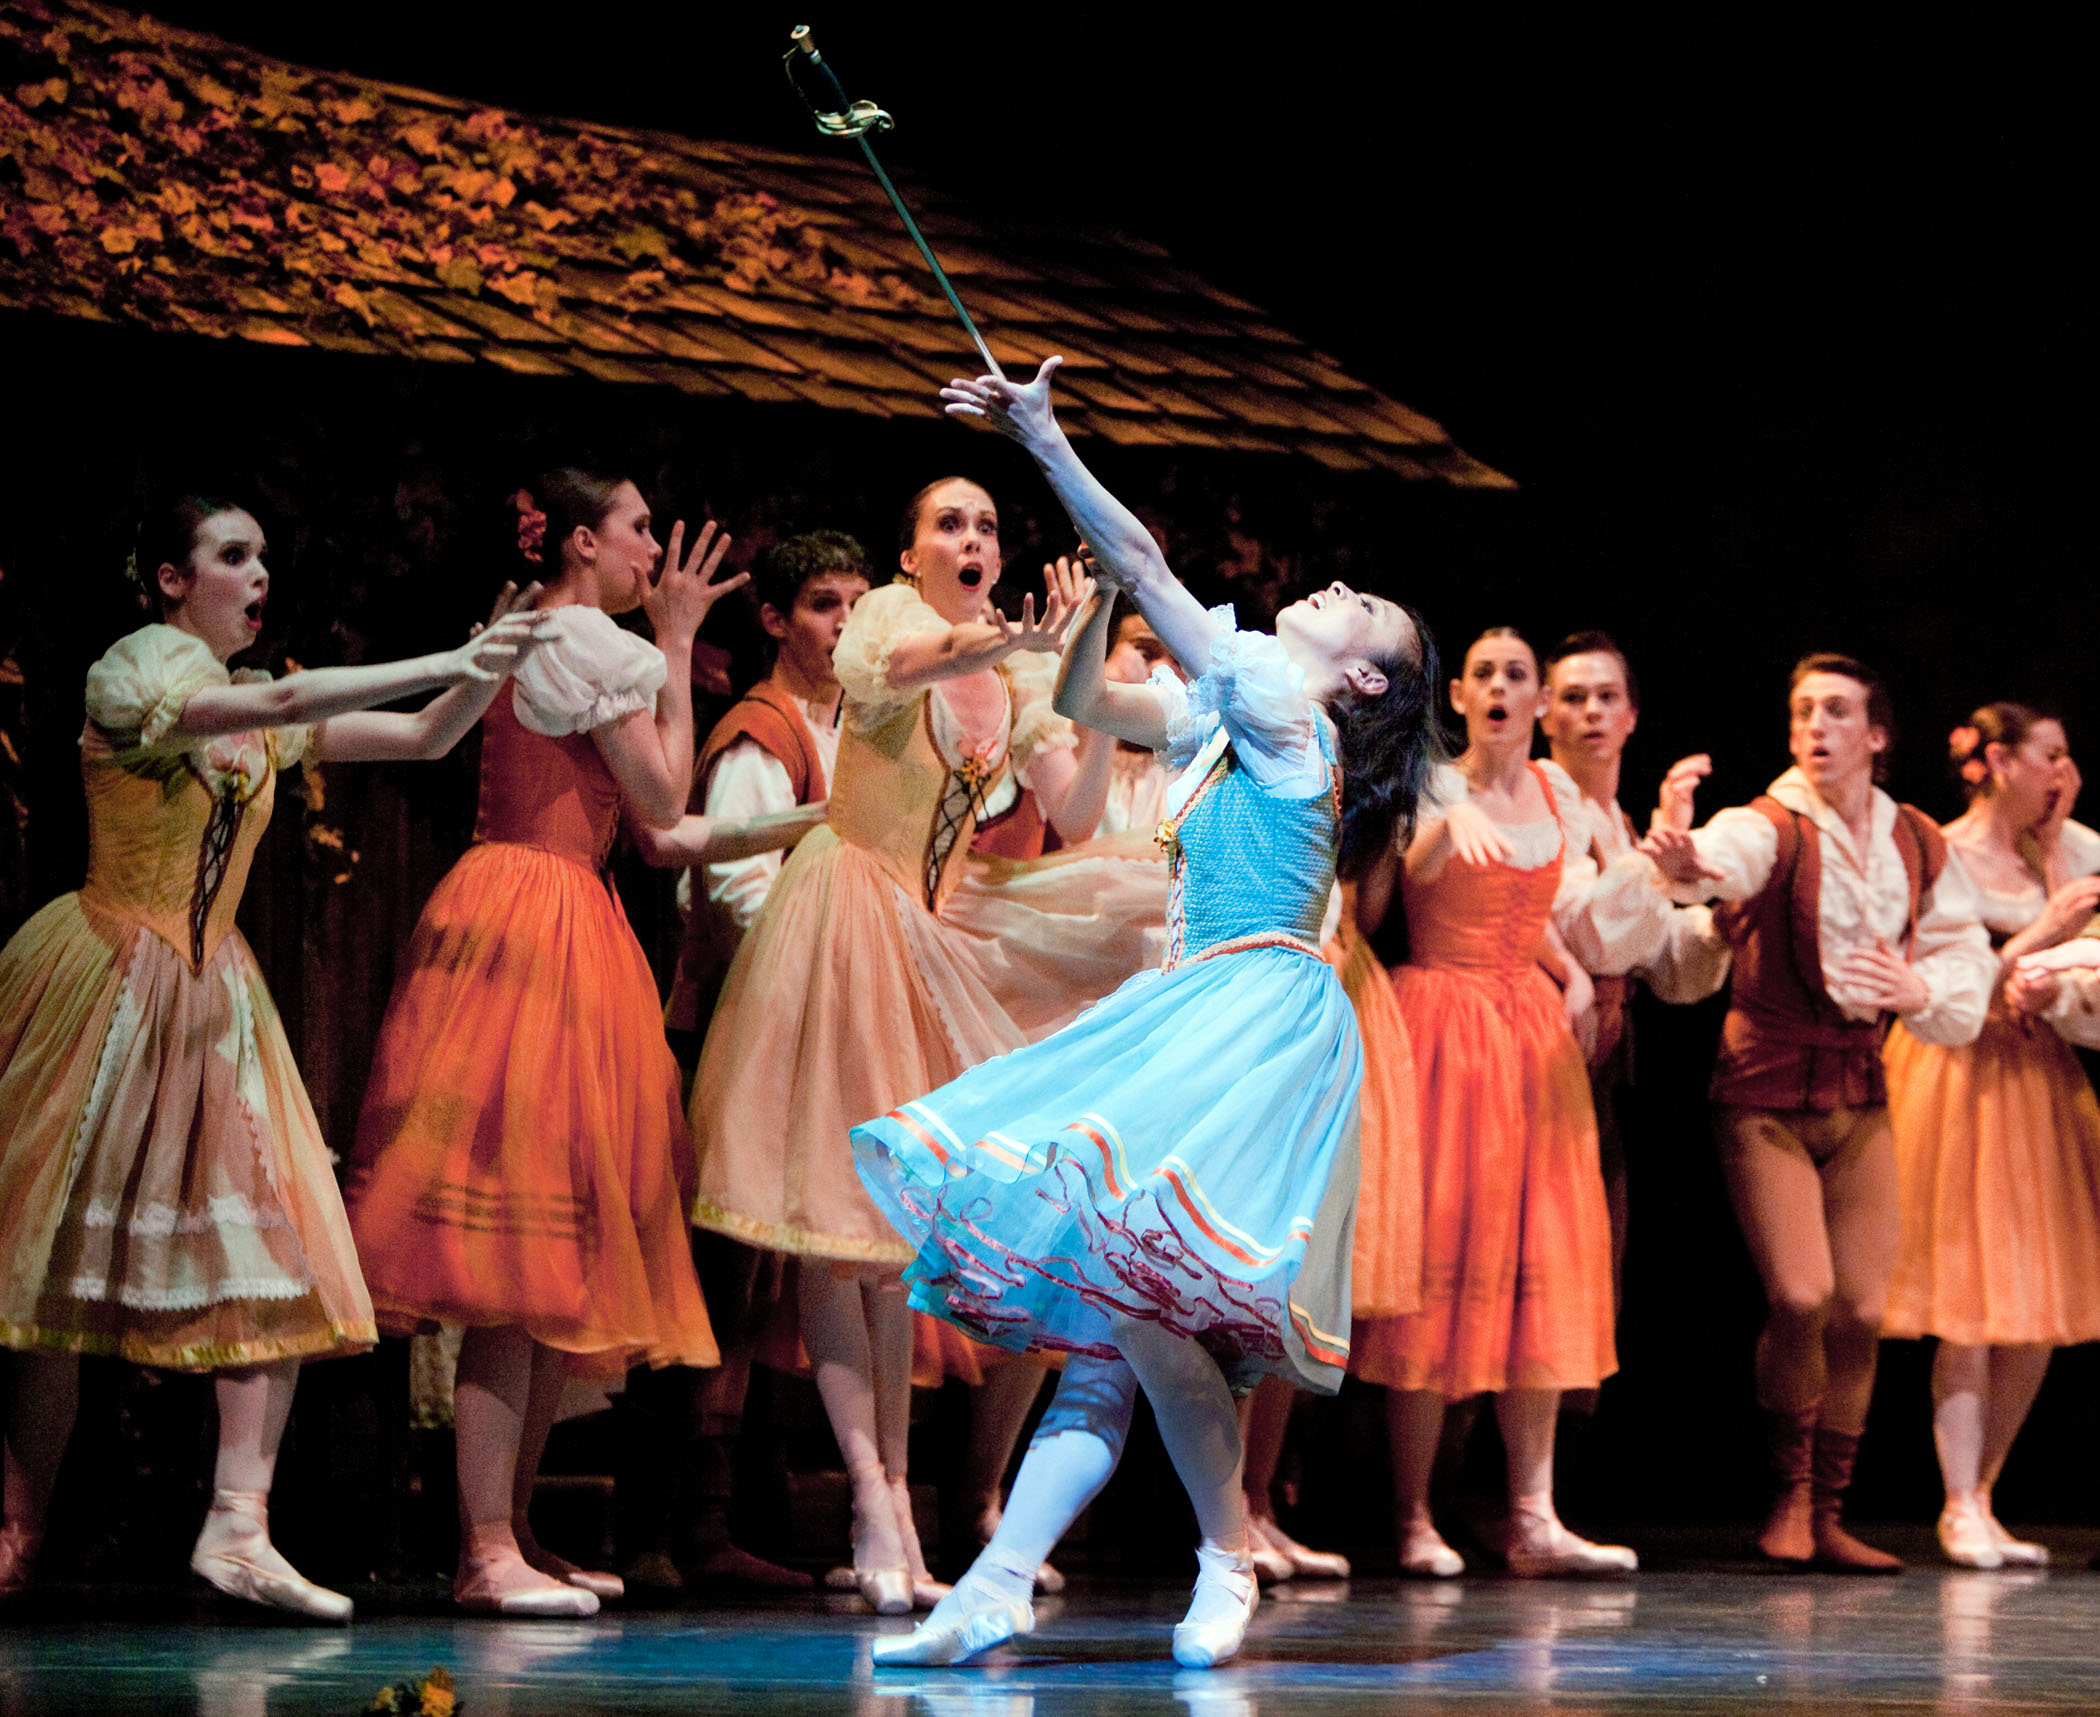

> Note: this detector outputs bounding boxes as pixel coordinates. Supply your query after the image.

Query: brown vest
[664,678,831,1035]
[1709,794,1947,1110]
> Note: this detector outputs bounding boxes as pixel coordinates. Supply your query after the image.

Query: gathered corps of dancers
[4,354,2097,1671]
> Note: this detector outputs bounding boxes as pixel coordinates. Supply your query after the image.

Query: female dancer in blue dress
[853,358,1440,1668]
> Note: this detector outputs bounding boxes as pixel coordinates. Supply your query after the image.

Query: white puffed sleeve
[1005,646,1077,778]
[831,582,950,727]
[1899,846,1996,1047]
[1164,606,1322,792]
[82,624,227,747]
[511,606,667,737]
[1668,805,1784,905]
[1640,903,1734,1003]
[2042,949,2100,1049]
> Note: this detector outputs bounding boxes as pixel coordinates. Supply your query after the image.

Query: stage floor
[7,1569,2100,1714]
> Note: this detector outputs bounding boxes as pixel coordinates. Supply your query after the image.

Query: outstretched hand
[942,355,1065,449]
[2016,937,2100,978]
[450,602,558,683]
[993,561,1088,657]
[1443,800,1515,868]
[1640,825,1724,885]
[647,519,745,642]
[1652,753,1712,834]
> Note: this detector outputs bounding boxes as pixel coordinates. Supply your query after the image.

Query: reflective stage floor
[8,1566,2100,1714]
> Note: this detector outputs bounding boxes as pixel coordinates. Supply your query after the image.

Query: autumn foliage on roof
[0,0,1509,484]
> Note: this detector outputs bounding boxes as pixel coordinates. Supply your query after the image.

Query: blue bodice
[1161,725,1339,967]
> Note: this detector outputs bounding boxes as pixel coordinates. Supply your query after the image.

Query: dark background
[3,4,2097,1572]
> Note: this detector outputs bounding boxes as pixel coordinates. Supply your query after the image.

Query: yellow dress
[0,626,374,1370]
[690,582,1165,1263]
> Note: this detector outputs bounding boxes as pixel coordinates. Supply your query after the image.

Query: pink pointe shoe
[455,1527,600,1618]
[891,1473,952,1610]
[1504,1506,1637,1578]
[190,1489,353,1622]
[1398,1520,1465,1579]
[514,1512,624,1601]
[1254,1514,1350,1580]
[1977,1494,2049,1568]
[0,1523,44,1599]
[846,1472,911,1616]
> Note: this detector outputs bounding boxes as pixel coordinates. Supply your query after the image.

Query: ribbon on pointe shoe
[455,1526,600,1617]
[0,1523,44,1596]
[1173,1543,1259,1670]
[190,1489,353,1622]
[873,1549,1038,1668]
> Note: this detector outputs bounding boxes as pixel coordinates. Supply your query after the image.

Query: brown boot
[1756,1410,1816,1565]
[1810,1429,1903,1574]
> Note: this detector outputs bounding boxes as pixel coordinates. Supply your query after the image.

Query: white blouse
[511,606,666,736]
[1553,781,1732,1002]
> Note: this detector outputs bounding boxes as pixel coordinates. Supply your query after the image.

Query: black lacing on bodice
[925,755,994,907]
[189,778,246,969]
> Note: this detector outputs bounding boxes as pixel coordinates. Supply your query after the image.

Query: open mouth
[957,564,984,589]
[244,597,266,629]
[1307,591,1326,610]
[1486,704,1508,724]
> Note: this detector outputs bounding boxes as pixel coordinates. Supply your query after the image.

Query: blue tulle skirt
[851,944,1362,1393]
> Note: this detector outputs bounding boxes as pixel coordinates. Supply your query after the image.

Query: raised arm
[316,583,555,764]
[1051,556,1167,752]
[944,358,1218,676]
[593,520,744,829]
[172,607,543,744]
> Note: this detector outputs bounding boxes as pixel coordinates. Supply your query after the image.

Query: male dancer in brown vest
[1644,653,1992,1570]
[627,531,868,1590]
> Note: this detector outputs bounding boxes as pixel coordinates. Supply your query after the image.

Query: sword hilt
[786,26,892,138]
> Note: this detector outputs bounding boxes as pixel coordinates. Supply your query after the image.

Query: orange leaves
[313,161,352,195]
[15,78,67,108]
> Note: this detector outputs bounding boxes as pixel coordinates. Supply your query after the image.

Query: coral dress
[1352,762,1615,1397]
[852,618,1362,1394]
[1884,822,2100,1345]
[0,626,373,1370]
[1326,885,1423,1320]
[690,581,1164,1265]
[346,608,715,1376]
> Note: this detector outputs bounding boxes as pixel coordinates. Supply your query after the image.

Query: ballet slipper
[1504,1506,1638,1577]
[455,1528,600,1617]
[1936,1499,2002,1570]
[1172,1542,1259,1669]
[1975,1491,2048,1567]
[622,1549,685,1592]
[513,1512,623,1600]
[1256,1513,1350,1580]
[871,1549,1037,1667]
[1757,1409,1817,1565]
[1809,1430,1903,1574]
[684,1542,814,1591]
[889,1472,951,1610]
[191,1490,353,1623]
[848,1466,910,1616]
[1246,1518,1295,1586]
[976,1506,1065,1594]
[0,1524,44,1597]
[1398,1520,1464,1579]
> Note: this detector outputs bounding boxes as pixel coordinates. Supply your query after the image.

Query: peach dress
[0,627,373,1370]
[1884,822,2100,1345]
[690,581,1164,1265]
[1327,884,1424,1321]
[1352,763,1615,1397]
[346,609,716,1376]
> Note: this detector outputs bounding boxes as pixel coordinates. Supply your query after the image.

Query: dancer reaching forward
[0,495,549,1619]
[856,357,1440,1668]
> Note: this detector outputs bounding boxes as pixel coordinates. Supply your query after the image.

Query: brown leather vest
[1709,794,1946,1111]
[665,678,830,1035]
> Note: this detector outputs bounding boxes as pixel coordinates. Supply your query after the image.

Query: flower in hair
[1960,757,1989,785]
[1948,724,1981,760]
[512,490,546,563]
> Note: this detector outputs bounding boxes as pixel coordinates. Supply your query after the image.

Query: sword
[783,25,1006,380]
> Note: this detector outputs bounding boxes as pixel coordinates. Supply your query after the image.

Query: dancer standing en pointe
[1649,653,1993,1572]
[857,357,1439,1668]
[347,472,799,1617]
[689,475,1161,1615]
[0,496,549,1618]
[1884,706,2100,1567]
[1351,627,1636,1579]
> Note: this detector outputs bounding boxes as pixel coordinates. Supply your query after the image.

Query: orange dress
[1326,885,1423,1320]
[346,610,716,1377]
[1884,828,2100,1345]
[0,627,373,1370]
[1352,764,1614,1397]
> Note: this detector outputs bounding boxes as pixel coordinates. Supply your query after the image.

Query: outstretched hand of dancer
[1443,799,1515,868]
[445,606,557,684]
[457,581,557,678]
[943,356,1065,450]
[995,560,1089,657]
[646,519,744,642]
[1640,825,1725,886]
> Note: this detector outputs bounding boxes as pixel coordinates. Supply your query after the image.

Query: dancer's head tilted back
[897,477,1002,625]
[1274,584,1440,876]
[132,494,269,663]
[520,466,656,614]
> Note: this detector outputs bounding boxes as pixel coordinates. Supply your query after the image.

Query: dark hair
[1465,624,1536,666]
[752,530,870,623]
[1332,604,1443,881]
[1790,651,1895,783]
[130,495,241,615]
[1949,701,2051,802]
[897,475,991,557]
[1542,629,1639,712]
[529,467,629,569]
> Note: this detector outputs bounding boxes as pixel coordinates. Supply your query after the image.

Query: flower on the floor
[365,1666,456,1715]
